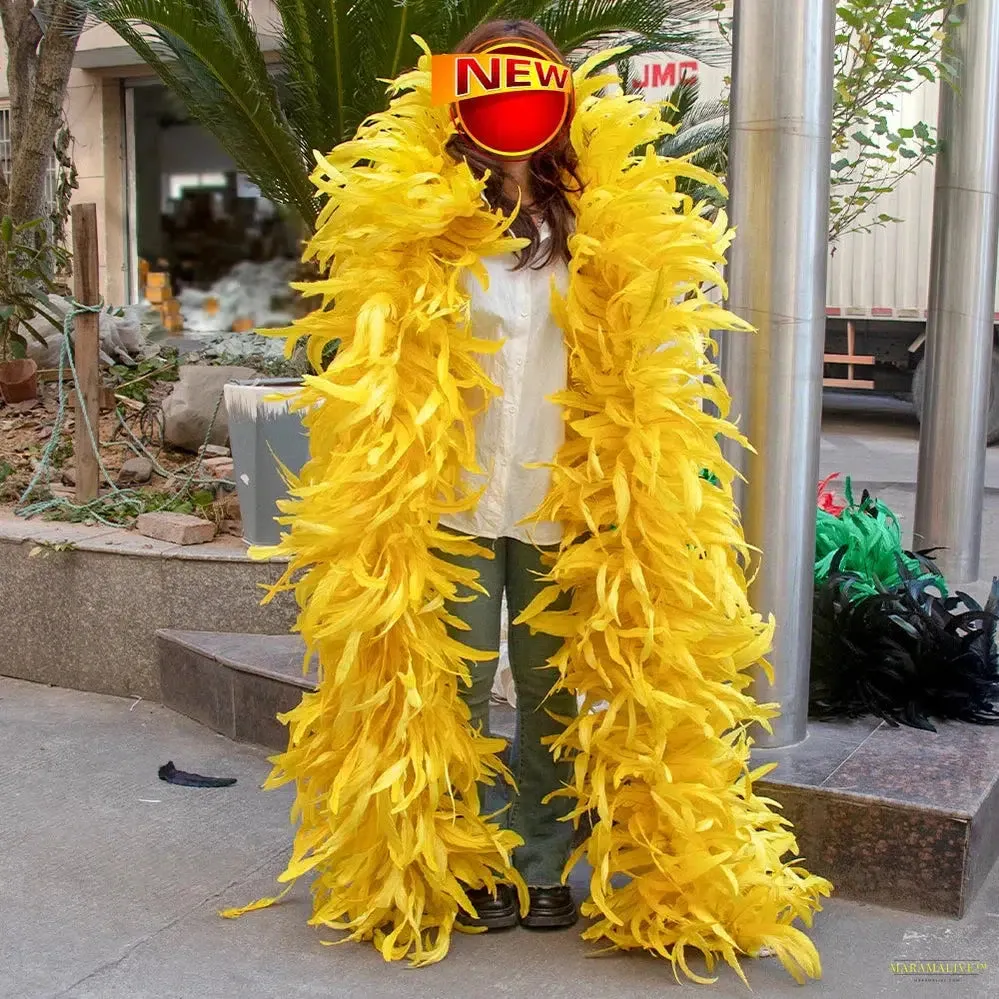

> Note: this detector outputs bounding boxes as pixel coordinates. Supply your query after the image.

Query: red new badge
[431,39,574,158]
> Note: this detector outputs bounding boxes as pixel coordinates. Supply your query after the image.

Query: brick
[135,512,216,546]
[217,493,242,520]
[204,460,234,480]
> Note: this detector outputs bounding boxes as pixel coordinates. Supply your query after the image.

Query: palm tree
[657,78,727,174]
[84,0,726,228]
[656,77,728,207]
[611,60,728,208]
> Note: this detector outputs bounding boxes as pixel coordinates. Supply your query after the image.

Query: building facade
[0,2,279,307]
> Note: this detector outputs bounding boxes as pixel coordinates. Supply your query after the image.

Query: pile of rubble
[176,259,298,335]
[23,295,154,369]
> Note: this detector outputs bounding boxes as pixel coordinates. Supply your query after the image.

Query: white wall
[631,33,976,319]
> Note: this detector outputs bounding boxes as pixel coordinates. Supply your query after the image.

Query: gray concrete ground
[3,677,998,999]
[819,391,999,493]
[5,394,999,999]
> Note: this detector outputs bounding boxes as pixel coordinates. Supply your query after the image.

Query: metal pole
[720,0,834,747]
[913,1,999,584]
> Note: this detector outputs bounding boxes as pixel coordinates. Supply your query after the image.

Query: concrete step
[156,630,999,919]
[753,717,999,919]
[156,629,517,752]
[157,630,315,751]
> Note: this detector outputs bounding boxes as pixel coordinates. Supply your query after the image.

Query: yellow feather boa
[222,45,832,983]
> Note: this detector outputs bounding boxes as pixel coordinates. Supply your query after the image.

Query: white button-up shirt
[440,224,569,546]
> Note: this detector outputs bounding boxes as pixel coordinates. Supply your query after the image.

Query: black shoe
[520,886,578,930]
[456,883,518,930]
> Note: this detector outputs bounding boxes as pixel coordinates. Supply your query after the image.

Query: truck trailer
[633,51,999,442]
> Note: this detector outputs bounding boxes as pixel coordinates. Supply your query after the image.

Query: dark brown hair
[445,20,580,270]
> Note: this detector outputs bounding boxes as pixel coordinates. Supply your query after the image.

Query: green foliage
[49,124,80,265]
[655,77,728,207]
[48,438,74,470]
[0,216,71,360]
[657,2,961,241]
[829,0,963,242]
[45,484,213,524]
[84,0,725,229]
[109,354,180,403]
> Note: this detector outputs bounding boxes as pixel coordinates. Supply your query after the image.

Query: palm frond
[658,81,727,161]
[272,1,362,161]
[84,0,318,225]
[348,0,420,80]
[652,78,728,205]
[534,0,727,66]
[659,76,701,125]
[684,98,728,129]
[85,0,729,228]
[661,121,727,161]
[425,0,530,46]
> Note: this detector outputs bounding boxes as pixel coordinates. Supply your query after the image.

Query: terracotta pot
[0,358,38,403]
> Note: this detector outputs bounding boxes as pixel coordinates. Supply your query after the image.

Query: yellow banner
[431,53,572,106]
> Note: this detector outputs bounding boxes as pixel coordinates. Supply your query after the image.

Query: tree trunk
[0,1,84,224]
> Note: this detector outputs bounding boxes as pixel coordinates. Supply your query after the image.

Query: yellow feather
[222,48,831,980]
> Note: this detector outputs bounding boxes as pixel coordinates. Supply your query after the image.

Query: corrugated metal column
[720,0,834,748]
[914,0,999,583]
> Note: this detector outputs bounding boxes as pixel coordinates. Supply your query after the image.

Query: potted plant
[0,217,70,403]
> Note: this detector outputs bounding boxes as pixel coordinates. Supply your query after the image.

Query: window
[164,171,228,206]
[0,107,60,212]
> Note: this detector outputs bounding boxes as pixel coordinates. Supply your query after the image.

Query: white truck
[634,52,999,442]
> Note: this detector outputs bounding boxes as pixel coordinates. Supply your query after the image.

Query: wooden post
[71,204,101,503]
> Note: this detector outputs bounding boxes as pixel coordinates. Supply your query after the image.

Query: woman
[227,20,830,980]
[436,21,581,932]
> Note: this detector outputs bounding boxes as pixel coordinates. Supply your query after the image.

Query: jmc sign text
[634,60,699,91]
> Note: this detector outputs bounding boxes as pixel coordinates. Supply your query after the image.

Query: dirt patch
[0,379,240,533]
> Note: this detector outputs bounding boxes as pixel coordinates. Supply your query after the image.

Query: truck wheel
[912,349,999,445]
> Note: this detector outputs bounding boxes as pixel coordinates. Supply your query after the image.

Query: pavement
[5,392,999,999]
[2,677,998,999]
[817,391,999,491]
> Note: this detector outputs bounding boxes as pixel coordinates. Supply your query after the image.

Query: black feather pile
[810,570,999,731]
[809,478,999,730]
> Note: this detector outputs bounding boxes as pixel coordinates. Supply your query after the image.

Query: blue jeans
[439,533,577,886]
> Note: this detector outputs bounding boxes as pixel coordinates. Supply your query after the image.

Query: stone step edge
[156,629,316,691]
